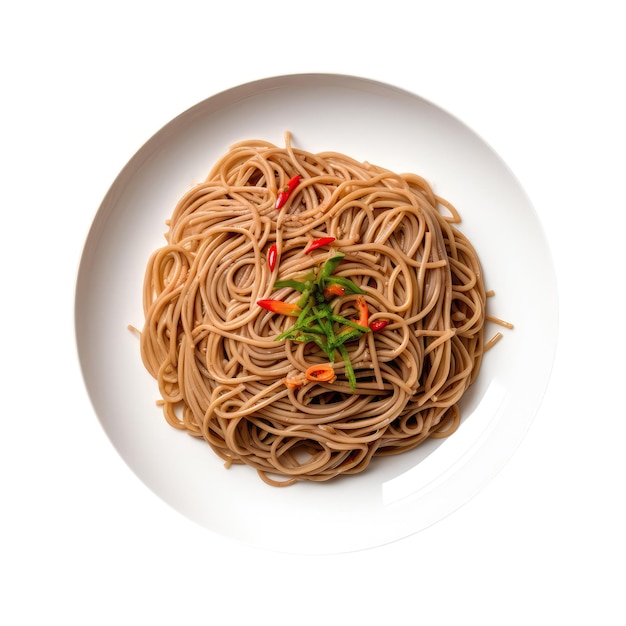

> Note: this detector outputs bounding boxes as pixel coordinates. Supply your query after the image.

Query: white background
[2,1,624,624]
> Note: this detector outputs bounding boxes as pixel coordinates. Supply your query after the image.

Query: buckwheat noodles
[137,133,499,486]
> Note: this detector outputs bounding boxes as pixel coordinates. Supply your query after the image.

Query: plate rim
[74,72,559,554]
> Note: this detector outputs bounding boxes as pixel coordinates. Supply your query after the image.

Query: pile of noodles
[138,134,493,486]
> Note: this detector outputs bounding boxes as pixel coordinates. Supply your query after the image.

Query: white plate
[75,74,558,554]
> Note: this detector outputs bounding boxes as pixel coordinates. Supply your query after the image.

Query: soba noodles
[138,133,493,486]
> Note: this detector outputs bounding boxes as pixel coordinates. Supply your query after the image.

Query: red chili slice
[267,243,278,271]
[257,299,301,316]
[275,175,302,210]
[305,363,336,383]
[354,295,369,327]
[323,284,346,299]
[304,237,336,254]
[369,319,390,332]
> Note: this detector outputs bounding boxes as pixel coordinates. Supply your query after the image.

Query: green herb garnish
[272,252,369,391]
